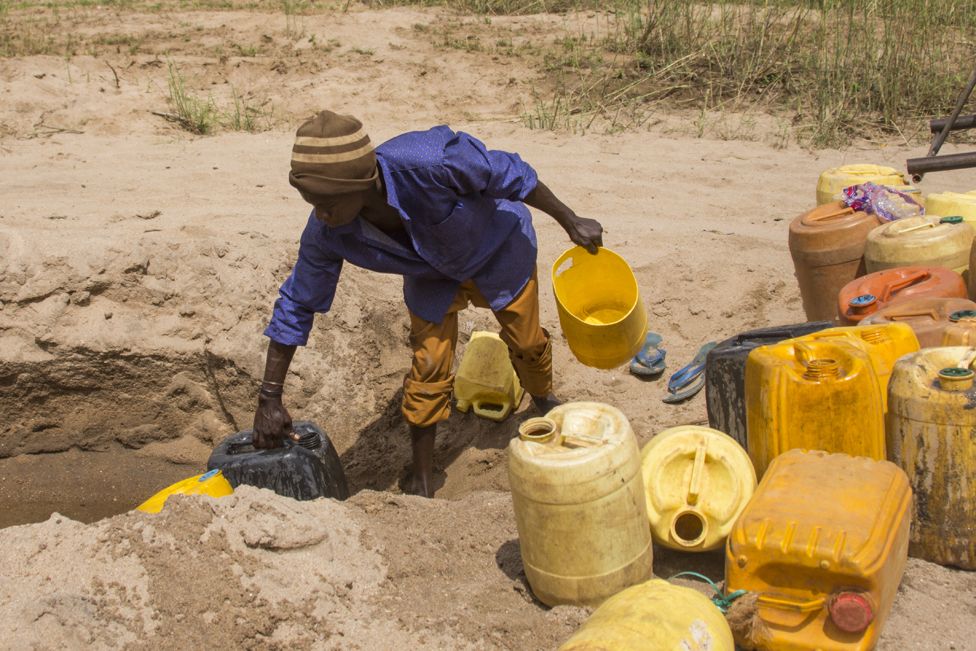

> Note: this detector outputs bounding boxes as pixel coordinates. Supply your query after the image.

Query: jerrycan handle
[758,594,827,613]
[800,206,855,226]
[793,341,816,366]
[880,308,940,322]
[890,220,936,235]
[686,442,707,506]
[880,270,931,302]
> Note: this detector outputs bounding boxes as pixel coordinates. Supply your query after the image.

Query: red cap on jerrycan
[828,591,875,634]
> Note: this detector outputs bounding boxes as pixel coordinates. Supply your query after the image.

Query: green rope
[669,571,748,614]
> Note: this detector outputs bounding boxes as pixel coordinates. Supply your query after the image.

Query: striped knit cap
[288,111,378,197]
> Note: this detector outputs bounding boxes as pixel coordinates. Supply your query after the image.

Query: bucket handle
[880,271,931,302]
[800,206,855,226]
[757,594,827,613]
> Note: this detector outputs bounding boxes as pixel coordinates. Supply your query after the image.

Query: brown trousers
[401,271,552,427]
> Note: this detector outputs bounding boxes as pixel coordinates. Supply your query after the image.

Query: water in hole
[0,446,198,528]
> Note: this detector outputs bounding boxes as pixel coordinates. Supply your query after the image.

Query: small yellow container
[454,331,524,421]
[726,450,911,651]
[639,425,756,552]
[552,246,647,369]
[789,323,919,413]
[508,402,653,606]
[924,190,976,224]
[558,579,734,651]
[745,338,886,478]
[816,164,907,205]
[865,216,974,282]
[136,469,234,514]
[887,347,976,569]
[941,309,976,345]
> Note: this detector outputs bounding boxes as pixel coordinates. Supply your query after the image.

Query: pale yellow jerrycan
[639,425,756,552]
[887,346,976,569]
[925,190,976,225]
[454,331,524,421]
[558,578,734,651]
[726,450,911,651]
[941,309,976,345]
[865,216,974,284]
[136,469,233,514]
[507,402,653,606]
[745,338,886,478]
[816,164,907,205]
[788,322,919,414]
[552,246,647,369]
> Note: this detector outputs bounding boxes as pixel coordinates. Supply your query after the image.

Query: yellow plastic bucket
[136,468,234,514]
[552,246,647,369]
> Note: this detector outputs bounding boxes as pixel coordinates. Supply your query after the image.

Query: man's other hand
[567,216,604,254]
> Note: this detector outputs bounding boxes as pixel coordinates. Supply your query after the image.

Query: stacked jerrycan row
[522,402,918,650]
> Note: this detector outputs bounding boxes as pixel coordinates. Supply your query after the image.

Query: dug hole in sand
[1,4,975,649]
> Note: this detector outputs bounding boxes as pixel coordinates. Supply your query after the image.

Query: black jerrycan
[207,421,349,501]
[705,321,833,448]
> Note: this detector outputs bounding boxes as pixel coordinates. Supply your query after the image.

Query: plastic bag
[842,182,924,222]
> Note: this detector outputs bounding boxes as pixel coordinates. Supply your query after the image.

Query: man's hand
[252,392,297,449]
[565,215,604,255]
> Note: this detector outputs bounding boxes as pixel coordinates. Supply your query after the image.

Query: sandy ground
[1,3,975,649]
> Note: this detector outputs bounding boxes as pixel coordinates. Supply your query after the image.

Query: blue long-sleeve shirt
[264,126,540,346]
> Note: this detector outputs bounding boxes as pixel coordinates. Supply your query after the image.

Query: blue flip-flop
[663,341,717,403]
[630,332,666,378]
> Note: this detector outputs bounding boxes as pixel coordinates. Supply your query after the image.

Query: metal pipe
[927,65,976,158]
[930,114,976,133]
[907,151,976,182]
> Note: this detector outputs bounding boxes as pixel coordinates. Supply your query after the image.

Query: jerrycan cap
[828,592,874,634]
[949,310,976,322]
[938,367,974,391]
[849,294,877,312]
[940,215,965,224]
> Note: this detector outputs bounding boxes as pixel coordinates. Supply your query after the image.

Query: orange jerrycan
[726,450,911,651]
[864,216,974,282]
[837,265,967,324]
[454,331,524,421]
[887,347,976,569]
[816,164,907,205]
[745,338,885,478]
[136,469,234,514]
[789,202,878,322]
[789,323,919,413]
[639,426,756,552]
[507,403,652,606]
[861,296,976,348]
[941,308,976,345]
[552,246,647,369]
[558,579,734,651]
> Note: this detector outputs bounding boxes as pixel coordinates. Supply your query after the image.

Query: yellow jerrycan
[941,309,976,345]
[924,190,976,224]
[136,468,234,514]
[887,347,976,569]
[507,402,653,606]
[558,579,734,651]
[639,425,756,552]
[454,331,524,421]
[726,450,911,651]
[864,216,974,283]
[552,246,647,369]
[788,323,919,413]
[745,338,886,478]
[816,164,907,205]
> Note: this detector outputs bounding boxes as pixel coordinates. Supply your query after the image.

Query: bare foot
[531,393,562,413]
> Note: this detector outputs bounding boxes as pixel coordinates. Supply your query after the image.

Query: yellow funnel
[552,246,647,369]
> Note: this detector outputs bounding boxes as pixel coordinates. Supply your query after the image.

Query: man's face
[302,191,365,227]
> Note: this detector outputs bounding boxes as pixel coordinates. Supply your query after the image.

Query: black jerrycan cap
[207,420,350,501]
